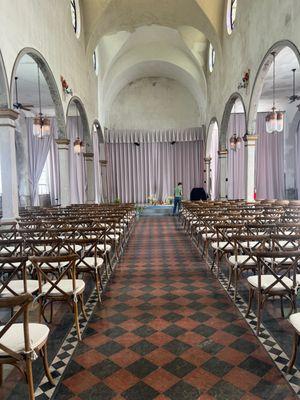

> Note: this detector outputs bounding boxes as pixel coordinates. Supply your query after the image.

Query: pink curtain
[207,127,219,200]
[255,113,285,200]
[227,113,246,199]
[48,119,60,206]
[93,131,103,203]
[67,116,87,204]
[27,118,52,206]
[107,128,204,203]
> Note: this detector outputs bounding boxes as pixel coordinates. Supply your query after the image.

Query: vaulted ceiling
[81,0,225,124]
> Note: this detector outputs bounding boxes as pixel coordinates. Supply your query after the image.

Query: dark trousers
[173,197,181,215]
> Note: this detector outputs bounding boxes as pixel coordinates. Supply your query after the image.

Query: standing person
[173,182,183,215]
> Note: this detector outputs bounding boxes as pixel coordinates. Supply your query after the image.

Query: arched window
[227,0,238,35]
[70,0,77,33]
[93,51,97,73]
[208,43,216,72]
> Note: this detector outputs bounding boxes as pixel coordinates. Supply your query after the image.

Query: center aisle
[55,216,296,400]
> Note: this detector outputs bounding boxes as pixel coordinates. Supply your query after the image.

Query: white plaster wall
[205,0,300,135]
[0,0,98,125]
[107,77,200,130]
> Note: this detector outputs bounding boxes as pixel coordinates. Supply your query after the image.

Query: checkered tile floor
[50,216,297,399]
[2,216,298,399]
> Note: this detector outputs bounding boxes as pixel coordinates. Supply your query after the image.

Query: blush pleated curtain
[27,118,52,206]
[48,119,60,206]
[227,114,246,200]
[255,113,285,200]
[106,128,204,203]
[67,116,87,204]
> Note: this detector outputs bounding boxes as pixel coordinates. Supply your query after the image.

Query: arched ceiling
[81,0,224,125]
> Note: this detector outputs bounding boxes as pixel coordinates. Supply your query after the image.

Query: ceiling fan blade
[20,106,32,112]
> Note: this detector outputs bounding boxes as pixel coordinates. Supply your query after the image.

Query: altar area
[142,204,173,216]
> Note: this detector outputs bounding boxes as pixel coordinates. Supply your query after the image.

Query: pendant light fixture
[229,101,242,151]
[265,52,284,134]
[73,106,85,154]
[33,65,51,138]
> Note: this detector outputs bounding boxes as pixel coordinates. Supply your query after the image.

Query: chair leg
[41,344,55,385]
[256,293,263,335]
[79,294,88,321]
[245,287,254,317]
[280,296,285,318]
[25,357,35,400]
[288,331,299,373]
[0,364,3,386]
[94,270,102,302]
[233,268,239,302]
[227,266,233,290]
[74,301,81,341]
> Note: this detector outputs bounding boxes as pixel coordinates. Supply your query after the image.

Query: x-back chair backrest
[252,250,300,294]
[246,223,276,236]
[275,223,300,236]
[29,254,79,299]
[64,238,102,269]
[270,234,300,252]
[215,223,245,248]
[0,239,24,257]
[0,256,28,297]
[24,238,62,257]
[230,234,269,263]
[0,293,33,360]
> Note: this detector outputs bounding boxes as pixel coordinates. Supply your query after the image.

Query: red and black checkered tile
[47,216,297,400]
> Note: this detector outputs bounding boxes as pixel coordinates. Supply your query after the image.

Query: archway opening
[11,52,63,207]
[250,45,300,200]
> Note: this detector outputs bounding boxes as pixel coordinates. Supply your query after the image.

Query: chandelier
[229,103,242,151]
[33,65,51,138]
[265,52,284,134]
[73,106,85,154]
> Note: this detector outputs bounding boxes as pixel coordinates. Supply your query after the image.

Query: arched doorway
[10,49,65,206]
[206,119,219,200]
[66,97,91,204]
[249,42,300,200]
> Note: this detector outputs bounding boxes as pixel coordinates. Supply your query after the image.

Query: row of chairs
[180,200,300,372]
[0,203,136,400]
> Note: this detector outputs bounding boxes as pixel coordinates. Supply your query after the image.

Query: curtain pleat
[107,137,204,203]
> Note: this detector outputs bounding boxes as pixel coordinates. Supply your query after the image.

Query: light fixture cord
[272,52,276,110]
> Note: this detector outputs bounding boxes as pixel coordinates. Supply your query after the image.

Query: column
[0,109,19,222]
[245,135,258,201]
[100,160,108,202]
[56,138,70,207]
[84,152,95,203]
[204,157,212,198]
[218,149,228,200]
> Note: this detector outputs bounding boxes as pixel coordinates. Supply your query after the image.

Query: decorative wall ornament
[238,69,250,91]
[61,76,73,96]
[288,68,300,103]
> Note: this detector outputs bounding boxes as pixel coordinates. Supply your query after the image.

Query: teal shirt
[174,186,182,198]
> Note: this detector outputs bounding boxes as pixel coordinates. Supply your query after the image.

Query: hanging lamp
[73,106,85,154]
[33,65,51,138]
[229,102,242,151]
[265,52,283,133]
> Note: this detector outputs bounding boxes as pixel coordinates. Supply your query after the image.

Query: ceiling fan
[13,76,34,111]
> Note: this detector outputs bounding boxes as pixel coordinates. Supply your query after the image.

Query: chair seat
[77,257,104,269]
[24,245,53,254]
[240,241,260,249]
[264,257,294,264]
[228,255,257,266]
[0,246,19,256]
[247,275,293,292]
[0,323,49,356]
[0,280,39,297]
[211,241,234,250]
[289,312,300,333]
[107,234,120,241]
[201,233,217,239]
[97,244,112,253]
[42,279,85,296]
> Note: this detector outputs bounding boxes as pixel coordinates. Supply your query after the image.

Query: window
[93,51,97,73]
[38,157,50,195]
[227,0,238,35]
[208,43,216,72]
[70,0,77,33]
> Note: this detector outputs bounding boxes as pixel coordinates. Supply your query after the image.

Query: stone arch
[66,96,91,147]
[10,47,66,138]
[92,119,104,143]
[0,49,9,109]
[248,40,300,135]
[206,117,219,156]
[220,92,246,149]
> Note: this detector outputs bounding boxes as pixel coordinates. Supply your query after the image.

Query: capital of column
[56,138,70,150]
[0,109,19,128]
[100,160,108,167]
[204,156,212,163]
[84,152,94,160]
[218,149,228,157]
[245,134,258,147]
